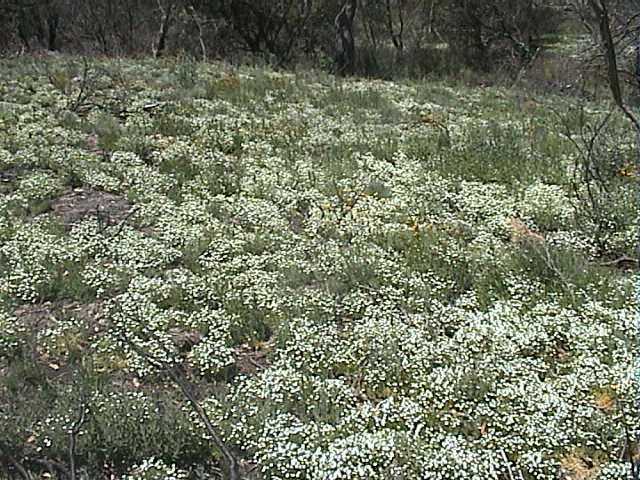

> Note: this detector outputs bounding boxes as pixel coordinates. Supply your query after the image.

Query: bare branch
[587,0,640,132]
[122,335,242,480]
[0,440,31,480]
[154,0,176,58]
[68,399,88,480]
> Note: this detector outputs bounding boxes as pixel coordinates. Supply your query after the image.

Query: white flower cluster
[121,457,189,480]
[11,170,64,206]
[0,310,22,357]
[1,57,637,478]
[0,220,79,301]
[518,181,574,231]
[102,272,234,376]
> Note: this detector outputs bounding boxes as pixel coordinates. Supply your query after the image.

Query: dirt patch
[60,300,105,327]
[13,301,106,380]
[0,166,22,194]
[51,187,133,229]
[14,302,59,331]
[15,300,105,332]
[234,343,270,375]
[559,453,599,480]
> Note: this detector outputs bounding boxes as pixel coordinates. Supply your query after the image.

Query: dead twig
[0,440,31,480]
[122,335,242,480]
[69,398,87,480]
[107,206,139,239]
[500,449,525,480]
[599,255,639,268]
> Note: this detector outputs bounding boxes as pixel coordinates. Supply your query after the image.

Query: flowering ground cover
[0,56,637,479]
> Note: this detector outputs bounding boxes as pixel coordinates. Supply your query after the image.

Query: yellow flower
[592,390,615,412]
[618,164,637,177]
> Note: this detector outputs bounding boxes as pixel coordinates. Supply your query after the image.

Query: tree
[1,0,62,52]
[335,0,358,75]
[384,0,405,54]
[153,0,177,58]
[560,0,640,260]
[439,0,561,70]
[584,0,640,130]
[219,0,315,64]
[576,5,640,474]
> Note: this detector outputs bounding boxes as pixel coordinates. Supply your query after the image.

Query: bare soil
[50,187,132,229]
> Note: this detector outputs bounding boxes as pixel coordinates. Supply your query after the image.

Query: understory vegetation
[0,55,638,479]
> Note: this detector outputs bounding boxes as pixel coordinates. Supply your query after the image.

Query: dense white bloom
[1,57,636,479]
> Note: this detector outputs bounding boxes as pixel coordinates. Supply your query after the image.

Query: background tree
[153,0,177,58]
[216,0,316,65]
[0,0,566,79]
[335,0,358,75]
[1,0,62,52]
[438,0,561,70]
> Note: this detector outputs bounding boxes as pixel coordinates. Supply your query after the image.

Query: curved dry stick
[122,337,241,480]
[69,400,87,480]
[0,440,31,480]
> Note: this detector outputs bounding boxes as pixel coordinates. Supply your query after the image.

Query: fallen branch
[599,255,639,268]
[107,206,139,240]
[122,336,241,480]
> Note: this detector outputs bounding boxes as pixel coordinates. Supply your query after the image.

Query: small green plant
[557,103,637,257]
[173,56,199,90]
[51,70,73,94]
[92,113,123,153]
[43,58,102,114]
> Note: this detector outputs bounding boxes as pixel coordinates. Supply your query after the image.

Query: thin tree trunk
[47,12,59,51]
[17,9,31,52]
[428,0,436,35]
[335,0,358,75]
[385,0,404,54]
[358,1,377,51]
[154,0,175,58]
[588,0,623,108]
[187,4,207,62]
[634,33,640,220]
[635,31,640,96]
[427,0,443,43]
